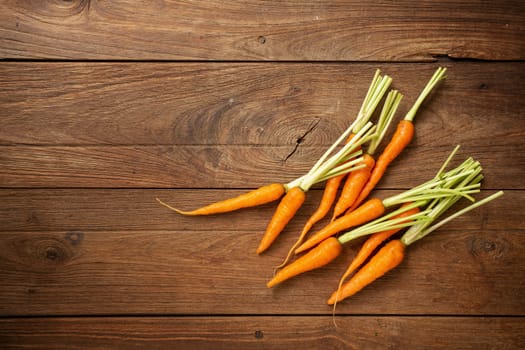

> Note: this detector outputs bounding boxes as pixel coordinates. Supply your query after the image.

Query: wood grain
[0,62,523,146]
[1,0,522,348]
[1,316,524,350]
[0,227,522,316]
[0,1,523,60]
[0,189,519,232]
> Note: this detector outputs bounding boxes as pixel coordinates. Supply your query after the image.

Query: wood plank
[0,226,522,316]
[0,189,518,232]
[0,62,523,146]
[1,316,524,350]
[0,1,523,60]
[0,144,522,189]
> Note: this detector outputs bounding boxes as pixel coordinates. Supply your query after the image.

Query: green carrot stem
[353,71,392,133]
[367,90,403,155]
[297,121,375,191]
[401,191,504,246]
[400,168,485,244]
[404,67,447,122]
[337,209,432,244]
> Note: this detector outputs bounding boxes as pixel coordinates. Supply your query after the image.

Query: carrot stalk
[267,237,343,288]
[347,67,447,212]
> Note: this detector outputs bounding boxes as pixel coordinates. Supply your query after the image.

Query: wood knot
[34,238,73,267]
[10,235,76,271]
[44,0,89,17]
[258,36,266,44]
[254,330,264,339]
[478,83,488,89]
[468,236,506,259]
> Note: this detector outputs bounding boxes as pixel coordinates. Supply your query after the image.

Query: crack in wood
[283,118,320,163]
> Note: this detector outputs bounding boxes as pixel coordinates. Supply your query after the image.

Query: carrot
[157,183,286,216]
[267,237,343,288]
[273,174,345,267]
[329,203,420,309]
[331,90,403,221]
[339,203,419,282]
[331,154,375,220]
[327,239,405,304]
[257,186,306,254]
[347,67,448,213]
[294,198,386,254]
[346,119,414,212]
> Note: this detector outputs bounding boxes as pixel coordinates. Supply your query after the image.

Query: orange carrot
[331,204,419,307]
[157,183,285,216]
[346,120,414,212]
[332,154,376,220]
[346,67,448,213]
[294,198,386,254]
[274,174,345,268]
[299,132,359,236]
[327,239,405,304]
[257,187,306,254]
[267,237,343,288]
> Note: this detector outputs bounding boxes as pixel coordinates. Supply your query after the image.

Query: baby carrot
[339,203,419,281]
[329,203,419,307]
[267,237,343,288]
[295,198,386,254]
[296,148,483,255]
[347,68,447,213]
[157,183,285,216]
[159,113,371,220]
[257,186,306,254]
[346,119,415,213]
[331,90,402,220]
[327,239,405,304]
[273,174,345,267]
[331,148,376,220]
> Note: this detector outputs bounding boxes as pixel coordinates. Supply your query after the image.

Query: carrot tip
[266,281,275,288]
[156,198,193,215]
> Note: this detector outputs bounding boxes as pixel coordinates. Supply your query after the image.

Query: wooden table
[1,1,524,349]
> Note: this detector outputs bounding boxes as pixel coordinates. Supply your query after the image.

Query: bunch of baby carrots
[157,67,502,306]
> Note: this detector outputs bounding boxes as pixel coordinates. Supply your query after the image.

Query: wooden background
[0,1,524,348]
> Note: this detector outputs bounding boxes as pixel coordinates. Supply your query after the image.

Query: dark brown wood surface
[1,1,524,349]
[1,1,523,60]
